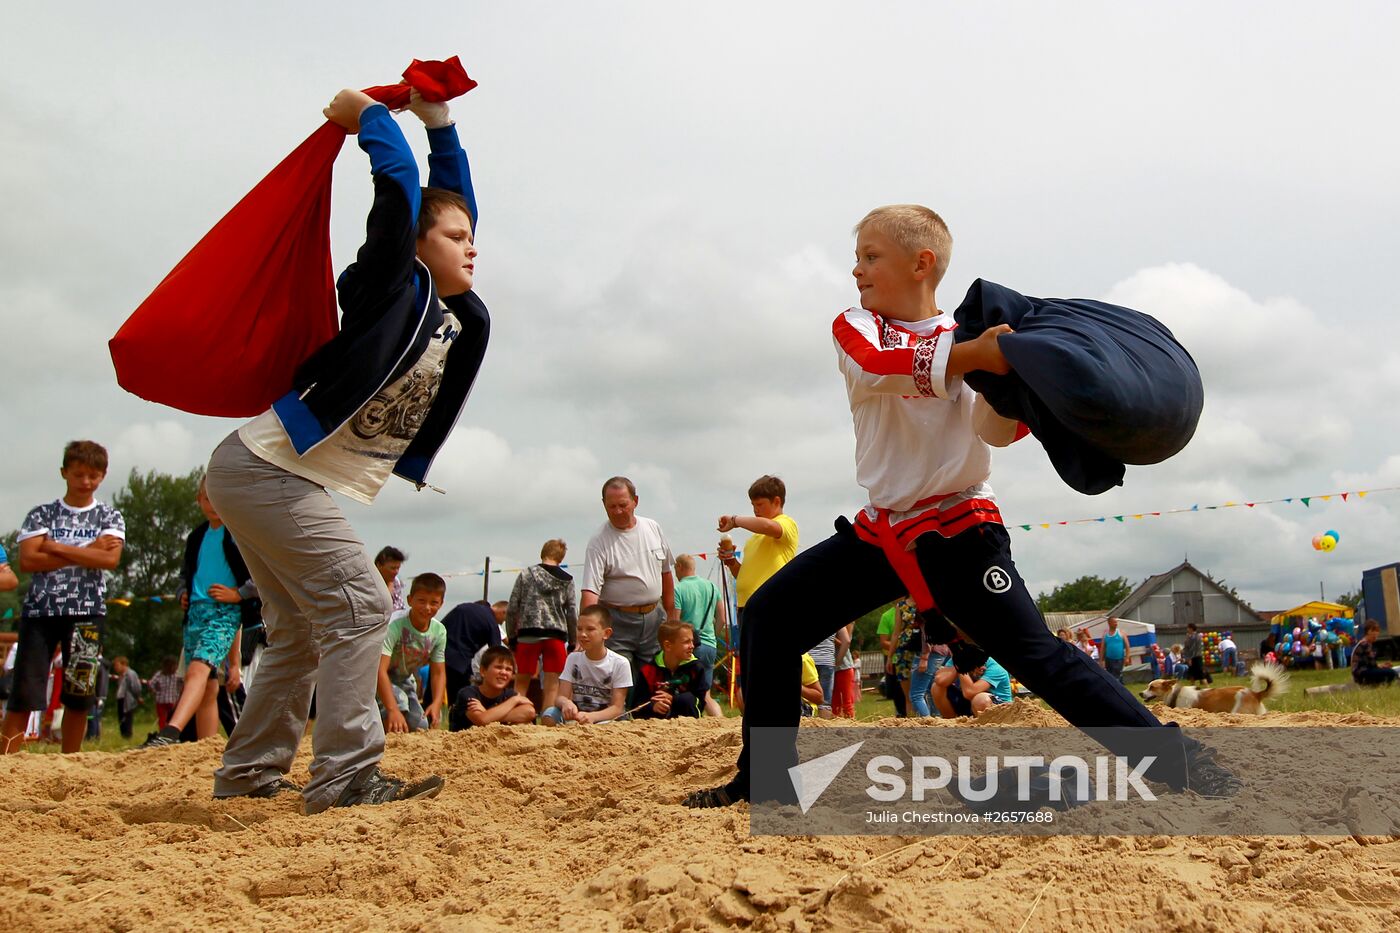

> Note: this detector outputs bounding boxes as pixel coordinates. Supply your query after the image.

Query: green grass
[18,666,1398,753]
[1176,665,1400,716]
[718,666,1400,721]
[19,703,161,754]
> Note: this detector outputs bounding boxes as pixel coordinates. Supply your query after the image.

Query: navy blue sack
[952,279,1203,495]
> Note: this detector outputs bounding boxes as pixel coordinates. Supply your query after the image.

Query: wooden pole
[483,556,491,602]
[720,560,738,707]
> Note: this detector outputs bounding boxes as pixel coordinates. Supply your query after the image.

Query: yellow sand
[2,705,1399,931]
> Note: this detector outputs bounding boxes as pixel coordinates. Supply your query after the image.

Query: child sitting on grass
[543,605,631,725]
[449,646,535,730]
[634,621,706,720]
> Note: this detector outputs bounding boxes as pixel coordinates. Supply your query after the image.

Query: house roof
[1108,560,1260,621]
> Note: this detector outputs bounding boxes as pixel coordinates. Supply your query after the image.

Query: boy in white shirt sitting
[543,606,631,724]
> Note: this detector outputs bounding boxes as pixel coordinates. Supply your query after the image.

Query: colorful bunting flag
[1008,484,1400,533]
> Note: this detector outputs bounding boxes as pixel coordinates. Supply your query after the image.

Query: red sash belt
[853,494,1003,612]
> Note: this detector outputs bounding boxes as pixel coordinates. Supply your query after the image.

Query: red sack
[110,58,476,417]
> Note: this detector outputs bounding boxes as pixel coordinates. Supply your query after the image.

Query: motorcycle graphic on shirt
[350,361,445,441]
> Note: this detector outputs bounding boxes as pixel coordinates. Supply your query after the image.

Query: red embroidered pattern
[877,314,901,349]
[912,333,937,397]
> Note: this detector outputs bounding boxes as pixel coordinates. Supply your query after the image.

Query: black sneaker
[332,768,444,809]
[951,765,1090,815]
[1184,744,1243,798]
[683,784,746,809]
[214,778,303,800]
[138,731,180,750]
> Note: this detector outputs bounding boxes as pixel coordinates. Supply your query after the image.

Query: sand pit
[4,704,1400,931]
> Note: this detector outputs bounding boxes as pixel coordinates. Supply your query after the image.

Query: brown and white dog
[1139,661,1289,715]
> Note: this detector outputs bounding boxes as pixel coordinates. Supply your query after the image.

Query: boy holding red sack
[205,85,489,814]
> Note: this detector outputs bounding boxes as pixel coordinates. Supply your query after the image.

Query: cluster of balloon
[1311,529,1341,552]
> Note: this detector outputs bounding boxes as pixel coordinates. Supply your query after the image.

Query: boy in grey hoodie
[505,539,577,715]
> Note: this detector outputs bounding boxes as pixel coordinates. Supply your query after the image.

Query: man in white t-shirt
[579,478,681,684]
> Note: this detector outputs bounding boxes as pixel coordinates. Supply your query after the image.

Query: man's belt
[605,601,659,615]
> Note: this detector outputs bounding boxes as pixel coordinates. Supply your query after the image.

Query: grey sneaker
[332,768,444,809]
[214,778,303,800]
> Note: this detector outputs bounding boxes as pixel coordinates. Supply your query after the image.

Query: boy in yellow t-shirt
[799,653,823,716]
[717,475,798,616]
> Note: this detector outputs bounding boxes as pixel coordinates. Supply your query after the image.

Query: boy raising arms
[203,87,489,812]
[544,605,632,724]
[378,573,449,732]
[2,441,124,755]
[685,205,1234,808]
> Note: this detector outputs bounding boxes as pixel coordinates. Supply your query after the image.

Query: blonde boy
[685,205,1236,808]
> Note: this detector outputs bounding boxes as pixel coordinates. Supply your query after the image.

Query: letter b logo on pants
[983,566,1013,594]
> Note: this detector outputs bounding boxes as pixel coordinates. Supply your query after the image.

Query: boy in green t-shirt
[377,573,448,732]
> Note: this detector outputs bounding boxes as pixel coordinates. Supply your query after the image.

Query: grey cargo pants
[204,433,392,813]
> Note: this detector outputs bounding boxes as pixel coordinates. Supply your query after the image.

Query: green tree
[1337,589,1363,611]
[104,468,205,674]
[1036,575,1131,613]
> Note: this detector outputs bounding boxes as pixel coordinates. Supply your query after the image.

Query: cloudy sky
[4,2,1398,611]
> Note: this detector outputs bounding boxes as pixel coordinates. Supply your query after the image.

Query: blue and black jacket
[270,103,490,487]
[179,521,261,631]
[634,651,706,720]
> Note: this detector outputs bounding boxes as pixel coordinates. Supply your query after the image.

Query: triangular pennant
[1096,517,1106,522]
[1341,493,1349,502]
[697,552,707,560]
[1246,503,1255,507]
[1359,491,1368,498]
[1114,516,1124,522]
[1320,495,1331,501]
[1020,525,1031,531]
[1302,497,1311,507]
[1040,523,1050,529]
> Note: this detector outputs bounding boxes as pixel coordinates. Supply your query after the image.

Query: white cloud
[108,421,200,477]
[4,3,1400,616]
